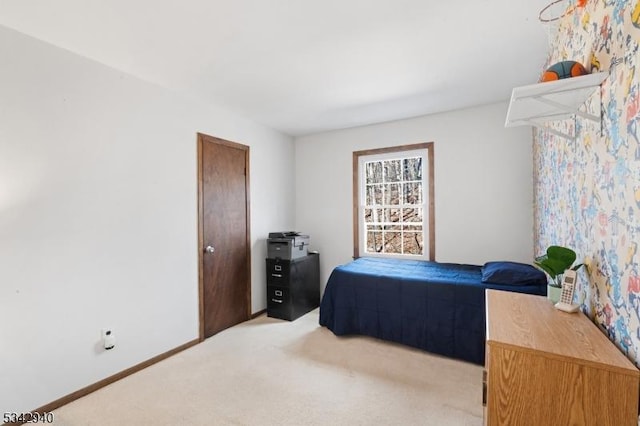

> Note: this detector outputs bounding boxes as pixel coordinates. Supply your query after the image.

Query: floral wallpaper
[534,0,640,364]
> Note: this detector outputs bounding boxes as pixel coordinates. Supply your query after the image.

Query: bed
[319,257,547,365]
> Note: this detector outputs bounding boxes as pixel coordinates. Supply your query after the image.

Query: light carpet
[53,309,483,425]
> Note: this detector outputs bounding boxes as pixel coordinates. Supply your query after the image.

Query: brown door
[198,133,251,339]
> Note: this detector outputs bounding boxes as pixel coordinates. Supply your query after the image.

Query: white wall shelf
[504,72,608,140]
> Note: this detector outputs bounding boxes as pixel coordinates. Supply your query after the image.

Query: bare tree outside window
[364,156,423,255]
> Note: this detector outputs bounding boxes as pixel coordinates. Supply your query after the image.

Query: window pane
[403,157,422,181]
[383,183,401,205]
[403,208,423,222]
[366,184,383,206]
[403,182,422,205]
[366,186,374,206]
[367,231,383,252]
[384,231,401,253]
[403,232,423,254]
[365,208,384,223]
[389,208,401,224]
[384,159,402,182]
[402,224,422,231]
[366,161,383,184]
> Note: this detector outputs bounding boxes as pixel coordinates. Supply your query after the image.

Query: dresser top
[486,289,639,375]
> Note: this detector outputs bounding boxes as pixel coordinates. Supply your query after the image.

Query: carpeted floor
[53,309,484,425]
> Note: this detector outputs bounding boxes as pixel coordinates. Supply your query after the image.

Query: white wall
[295,103,534,291]
[0,25,294,413]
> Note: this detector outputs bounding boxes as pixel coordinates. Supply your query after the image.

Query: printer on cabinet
[267,232,310,260]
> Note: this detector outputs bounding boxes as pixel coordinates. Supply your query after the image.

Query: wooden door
[198,133,251,339]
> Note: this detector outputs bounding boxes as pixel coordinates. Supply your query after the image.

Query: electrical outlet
[102,328,116,350]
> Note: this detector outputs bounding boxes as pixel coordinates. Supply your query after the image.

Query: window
[353,143,434,260]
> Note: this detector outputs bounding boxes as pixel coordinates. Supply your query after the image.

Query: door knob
[205,245,215,254]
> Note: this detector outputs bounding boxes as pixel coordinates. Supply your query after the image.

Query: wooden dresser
[484,289,639,426]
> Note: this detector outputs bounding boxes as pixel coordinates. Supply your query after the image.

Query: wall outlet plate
[102,328,116,350]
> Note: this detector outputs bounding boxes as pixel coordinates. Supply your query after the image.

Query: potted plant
[534,245,584,303]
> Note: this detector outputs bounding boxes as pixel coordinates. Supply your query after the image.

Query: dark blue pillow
[481,261,546,286]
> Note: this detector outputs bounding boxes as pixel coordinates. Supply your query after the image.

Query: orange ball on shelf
[540,60,588,82]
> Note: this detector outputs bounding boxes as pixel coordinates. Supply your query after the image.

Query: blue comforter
[319,257,546,364]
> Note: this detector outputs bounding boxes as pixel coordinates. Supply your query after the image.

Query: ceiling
[0,0,551,136]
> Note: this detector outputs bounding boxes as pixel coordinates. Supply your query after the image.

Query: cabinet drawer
[267,286,290,308]
[267,285,292,320]
[266,259,290,286]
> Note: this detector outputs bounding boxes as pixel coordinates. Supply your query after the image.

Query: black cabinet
[266,253,319,321]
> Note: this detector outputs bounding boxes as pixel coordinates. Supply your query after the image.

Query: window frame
[352,142,435,261]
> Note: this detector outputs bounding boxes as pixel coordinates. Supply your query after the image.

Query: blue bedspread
[319,257,546,365]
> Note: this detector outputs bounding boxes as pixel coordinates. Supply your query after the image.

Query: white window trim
[356,148,431,260]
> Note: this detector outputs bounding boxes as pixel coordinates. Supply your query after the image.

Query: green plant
[534,245,584,287]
